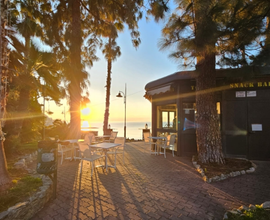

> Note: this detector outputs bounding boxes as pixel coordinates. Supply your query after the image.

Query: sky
[49,10,185,125]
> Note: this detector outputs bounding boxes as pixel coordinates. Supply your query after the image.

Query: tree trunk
[69,0,82,139]
[69,84,81,139]
[0,139,11,191]
[16,86,30,136]
[103,58,112,135]
[0,1,11,191]
[14,32,31,138]
[196,54,225,164]
[195,0,225,164]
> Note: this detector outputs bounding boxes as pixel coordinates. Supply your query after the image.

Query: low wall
[0,176,53,220]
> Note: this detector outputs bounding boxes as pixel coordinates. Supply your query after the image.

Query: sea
[88,121,151,140]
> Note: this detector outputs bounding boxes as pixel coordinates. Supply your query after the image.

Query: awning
[144,85,172,101]
[147,85,171,96]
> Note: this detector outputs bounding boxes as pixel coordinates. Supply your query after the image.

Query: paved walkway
[32,142,270,220]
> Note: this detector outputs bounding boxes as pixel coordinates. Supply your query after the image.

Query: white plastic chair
[84,133,96,144]
[58,142,74,165]
[77,142,106,177]
[143,132,152,152]
[159,134,176,158]
[107,137,125,168]
[145,133,160,155]
[104,131,118,143]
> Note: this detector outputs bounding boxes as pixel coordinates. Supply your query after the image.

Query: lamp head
[116,92,123,98]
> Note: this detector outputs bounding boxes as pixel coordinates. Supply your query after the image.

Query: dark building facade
[144,67,270,160]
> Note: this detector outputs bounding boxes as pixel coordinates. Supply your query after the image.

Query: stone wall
[0,151,53,220]
[0,176,53,220]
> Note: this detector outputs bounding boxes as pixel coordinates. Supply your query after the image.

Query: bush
[226,206,270,220]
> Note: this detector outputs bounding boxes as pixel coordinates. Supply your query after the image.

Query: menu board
[251,124,262,131]
[247,91,257,97]
[236,91,246,98]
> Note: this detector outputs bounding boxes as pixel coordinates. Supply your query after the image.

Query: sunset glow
[81,120,90,131]
[81,107,91,116]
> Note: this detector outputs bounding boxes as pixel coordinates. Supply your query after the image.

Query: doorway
[223,93,270,160]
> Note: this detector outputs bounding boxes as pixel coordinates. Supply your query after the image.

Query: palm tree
[12,0,65,139]
[6,41,65,142]
[101,28,121,135]
[46,0,143,138]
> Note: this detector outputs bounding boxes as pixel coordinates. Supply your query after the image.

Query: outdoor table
[89,143,121,171]
[95,135,111,142]
[58,139,82,161]
[148,136,166,155]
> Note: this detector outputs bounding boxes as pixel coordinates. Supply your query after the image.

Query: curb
[191,155,256,183]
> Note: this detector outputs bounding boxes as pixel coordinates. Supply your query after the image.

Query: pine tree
[156,0,266,164]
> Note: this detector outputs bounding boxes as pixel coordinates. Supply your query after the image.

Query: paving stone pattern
[31,142,270,220]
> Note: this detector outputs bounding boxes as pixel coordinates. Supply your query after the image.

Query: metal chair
[107,137,125,168]
[77,142,106,177]
[104,131,118,143]
[159,134,176,158]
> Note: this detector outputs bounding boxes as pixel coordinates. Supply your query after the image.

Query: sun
[81,107,91,116]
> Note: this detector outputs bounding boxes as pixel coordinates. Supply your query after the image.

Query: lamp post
[116,83,127,140]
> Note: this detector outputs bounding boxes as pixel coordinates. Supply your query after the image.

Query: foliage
[3,0,65,145]
[5,141,38,160]
[4,88,44,144]
[45,119,70,140]
[227,206,270,220]
[0,175,42,213]
[158,0,269,68]
[102,37,122,135]
[43,0,144,138]
[148,0,270,164]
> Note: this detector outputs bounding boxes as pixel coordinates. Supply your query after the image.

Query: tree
[46,0,143,138]
[100,21,122,135]
[193,0,224,164]
[157,0,266,164]
[4,0,65,142]
[249,1,270,66]
[0,0,64,191]
[0,0,12,190]
[102,37,121,135]
[44,0,96,138]
[90,1,142,136]
[68,0,84,138]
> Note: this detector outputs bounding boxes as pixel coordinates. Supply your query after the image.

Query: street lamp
[116,83,127,140]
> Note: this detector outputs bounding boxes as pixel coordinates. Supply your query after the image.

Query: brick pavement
[31,142,270,220]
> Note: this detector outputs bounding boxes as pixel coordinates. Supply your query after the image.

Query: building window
[183,103,196,130]
[156,104,178,153]
[183,102,221,130]
[157,104,177,130]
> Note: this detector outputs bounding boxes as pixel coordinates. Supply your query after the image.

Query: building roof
[145,66,270,91]
[144,66,270,101]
